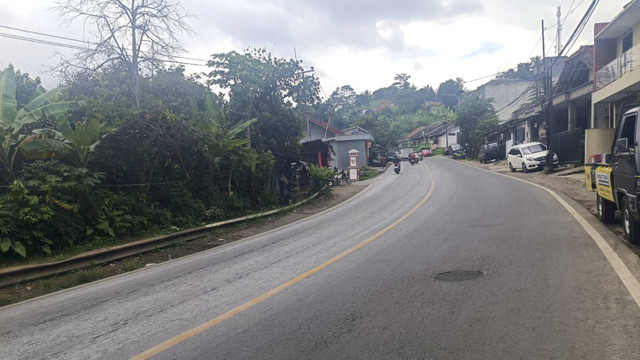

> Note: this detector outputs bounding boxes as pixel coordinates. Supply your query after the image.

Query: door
[507,147,521,168]
[613,113,637,202]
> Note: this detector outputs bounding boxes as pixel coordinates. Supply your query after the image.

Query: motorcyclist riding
[393,156,401,174]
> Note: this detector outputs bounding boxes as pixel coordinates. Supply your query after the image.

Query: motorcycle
[328,172,341,186]
[339,169,351,184]
[393,161,401,174]
[452,149,466,160]
[409,157,418,165]
[328,168,351,186]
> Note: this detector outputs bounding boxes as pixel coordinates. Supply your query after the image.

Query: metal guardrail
[0,187,326,287]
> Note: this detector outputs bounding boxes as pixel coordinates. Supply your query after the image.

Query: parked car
[478,142,502,163]
[420,148,432,157]
[507,142,558,173]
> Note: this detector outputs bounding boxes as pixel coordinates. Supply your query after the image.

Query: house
[423,121,455,149]
[546,46,594,163]
[492,57,566,155]
[300,118,340,168]
[361,101,395,116]
[329,126,374,171]
[588,0,640,160]
[301,118,374,171]
[398,121,458,152]
[441,125,461,150]
[398,126,428,150]
[475,78,536,123]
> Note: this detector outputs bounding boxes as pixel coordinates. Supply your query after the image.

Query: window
[522,144,546,155]
[617,114,636,152]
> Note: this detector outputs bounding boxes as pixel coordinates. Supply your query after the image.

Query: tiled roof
[371,101,395,112]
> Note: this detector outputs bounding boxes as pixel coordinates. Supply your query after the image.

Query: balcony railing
[596,42,640,91]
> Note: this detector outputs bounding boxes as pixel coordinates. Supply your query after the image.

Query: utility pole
[556,6,562,55]
[542,19,555,173]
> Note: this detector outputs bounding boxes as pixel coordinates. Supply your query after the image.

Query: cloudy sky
[0,0,631,96]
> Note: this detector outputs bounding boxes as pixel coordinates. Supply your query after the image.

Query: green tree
[323,85,358,129]
[392,73,413,91]
[437,78,465,110]
[207,48,321,171]
[455,95,498,158]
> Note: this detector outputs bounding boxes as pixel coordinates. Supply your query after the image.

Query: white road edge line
[457,159,640,309]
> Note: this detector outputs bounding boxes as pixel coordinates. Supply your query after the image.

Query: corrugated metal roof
[307,118,342,135]
[553,45,593,95]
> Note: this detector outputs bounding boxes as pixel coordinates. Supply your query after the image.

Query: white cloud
[0,0,633,95]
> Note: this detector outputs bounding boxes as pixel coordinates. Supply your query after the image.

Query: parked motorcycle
[452,149,466,160]
[328,172,341,186]
[328,168,351,186]
[339,170,351,184]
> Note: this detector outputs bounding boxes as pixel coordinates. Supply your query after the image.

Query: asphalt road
[2,158,640,359]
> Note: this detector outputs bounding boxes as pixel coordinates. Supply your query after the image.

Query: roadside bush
[0,181,54,257]
[18,161,97,248]
[153,182,205,227]
[307,165,333,193]
[89,190,171,239]
[0,161,106,258]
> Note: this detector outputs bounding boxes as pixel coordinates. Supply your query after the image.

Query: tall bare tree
[56,0,192,107]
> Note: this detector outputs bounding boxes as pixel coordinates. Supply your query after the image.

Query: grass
[358,166,384,181]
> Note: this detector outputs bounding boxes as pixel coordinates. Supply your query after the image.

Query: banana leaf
[13,100,83,134]
[0,66,17,129]
[58,116,101,148]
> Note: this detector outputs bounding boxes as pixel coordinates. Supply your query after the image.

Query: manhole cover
[434,270,482,282]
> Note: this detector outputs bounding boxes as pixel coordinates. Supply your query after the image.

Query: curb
[0,187,327,287]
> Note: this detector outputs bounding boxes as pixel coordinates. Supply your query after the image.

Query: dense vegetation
[0,50,319,259]
[1,49,505,261]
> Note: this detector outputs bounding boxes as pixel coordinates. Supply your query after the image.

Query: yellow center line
[131,165,435,360]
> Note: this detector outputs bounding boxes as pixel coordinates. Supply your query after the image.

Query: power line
[558,0,599,58]
[468,0,590,86]
[462,72,501,84]
[0,24,97,45]
[0,23,211,64]
[0,32,87,50]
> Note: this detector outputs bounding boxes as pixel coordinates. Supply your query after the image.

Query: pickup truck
[586,105,640,244]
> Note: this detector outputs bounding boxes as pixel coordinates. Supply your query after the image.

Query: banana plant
[0,66,83,184]
[196,93,258,195]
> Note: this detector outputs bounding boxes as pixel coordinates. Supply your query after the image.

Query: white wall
[477,80,534,123]
[446,127,460,147]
